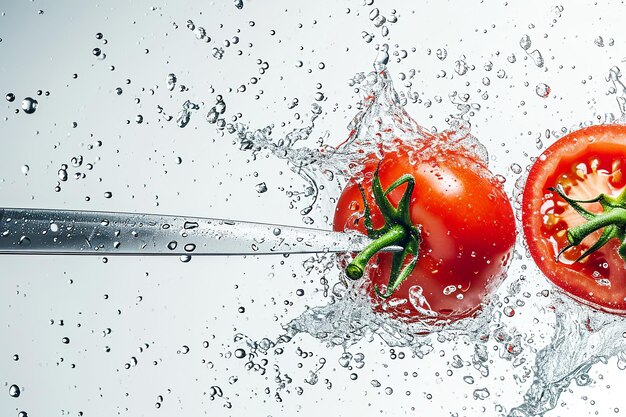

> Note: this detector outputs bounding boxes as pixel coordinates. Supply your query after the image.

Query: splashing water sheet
[3,1,626,416]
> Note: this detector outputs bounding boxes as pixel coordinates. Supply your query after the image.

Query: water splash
[280,276,502,355]
[508,295,626,417]
[225,45,488,218]
[608,66,626,123]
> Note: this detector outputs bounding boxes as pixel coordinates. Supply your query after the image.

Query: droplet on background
[255,182,267,193]
[520,34,532,50]
[535,83,551,98]
[9,384,20,398]
[594,36,604,47]
[166,73,177,91]
[21,97,38,114]
[528,50,544,67]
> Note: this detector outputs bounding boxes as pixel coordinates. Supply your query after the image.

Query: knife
[0,208,401,256]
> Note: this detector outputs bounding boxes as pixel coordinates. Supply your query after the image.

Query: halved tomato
[522,124,626,314]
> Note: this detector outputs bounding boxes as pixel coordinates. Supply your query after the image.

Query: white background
[2,1,626,416]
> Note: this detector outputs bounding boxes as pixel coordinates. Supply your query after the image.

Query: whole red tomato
[522,124,626,314]
[333,138,516,323]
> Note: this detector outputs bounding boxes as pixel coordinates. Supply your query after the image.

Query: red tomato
[333,138,516,323]
[522,124,626,314]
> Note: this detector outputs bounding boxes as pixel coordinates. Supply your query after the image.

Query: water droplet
[206,107,219,123]
[92,48,102,57]
[184,221,198,230]
[443,285,457,295]
[21,98,38,114]
[535,83,551,98]
[234,348,246,358]
[5,93,15,102]
[338,352,352,367]
[166,73,177,91]
[463,375,475,384]
[255,182,268,193]
[234,0,243,9]
[21,165,29,175]
[519,34,532,50]
[594,36,604,47]
[473,388,490,400]
[503,306,515,317]
[180,254,191,263]
[71,155,83,167]
[176,100,199,128]
[528,50,544,67]
[454,59,469,75]
[510,163,523,174]
[9,384,20,397]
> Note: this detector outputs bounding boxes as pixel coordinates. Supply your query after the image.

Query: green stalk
[567,207,626,245]
[554,184,626,263]
[346,225,406,279]
[343,169,421,298]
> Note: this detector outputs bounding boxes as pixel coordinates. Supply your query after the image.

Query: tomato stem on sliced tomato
[550,184,626,263]
[345,168,422,299]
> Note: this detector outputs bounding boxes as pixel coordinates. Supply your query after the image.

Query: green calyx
[551,184,626,263]
[345,168,422,299]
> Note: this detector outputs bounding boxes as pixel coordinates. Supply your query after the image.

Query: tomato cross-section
[523,124,626,314]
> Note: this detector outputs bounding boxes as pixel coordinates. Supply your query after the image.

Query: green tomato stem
[346,225,407,280]
[567,207,626,245]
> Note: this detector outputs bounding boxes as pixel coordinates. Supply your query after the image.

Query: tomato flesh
[333,140,516,323]
[522,124,626,314]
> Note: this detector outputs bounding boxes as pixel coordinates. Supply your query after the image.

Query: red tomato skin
[333,144,516,323]
[522,124,626,314]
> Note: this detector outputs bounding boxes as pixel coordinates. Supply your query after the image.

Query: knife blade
[0,208,401,256]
